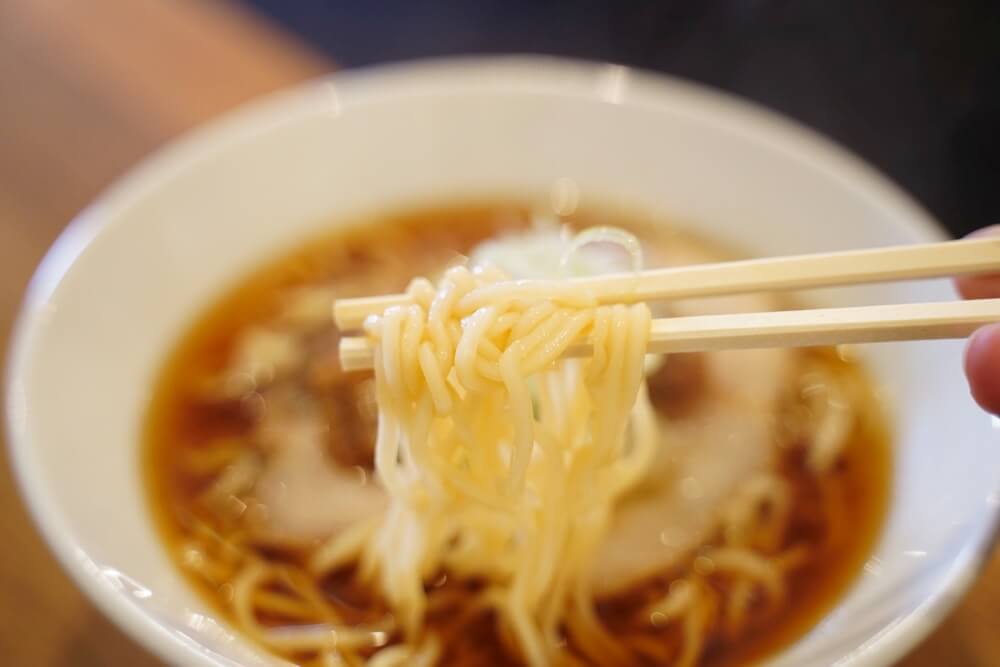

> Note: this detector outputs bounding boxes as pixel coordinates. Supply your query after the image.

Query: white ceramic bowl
[6,57,1000,667]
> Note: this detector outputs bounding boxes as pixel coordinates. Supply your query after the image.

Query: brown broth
[144,202,891,666]
[703,375,890,667]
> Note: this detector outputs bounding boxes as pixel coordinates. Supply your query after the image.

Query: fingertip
[965,323,1000,415]
[956,274,1000,300]
[955,226,1000,300]
[964,224,1000,240]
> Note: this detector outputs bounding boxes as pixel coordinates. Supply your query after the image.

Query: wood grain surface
[0,1,996,665]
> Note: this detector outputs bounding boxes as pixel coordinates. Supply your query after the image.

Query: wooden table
[0,1,996,664]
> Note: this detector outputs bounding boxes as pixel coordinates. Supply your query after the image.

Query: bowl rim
[4,55,991,667]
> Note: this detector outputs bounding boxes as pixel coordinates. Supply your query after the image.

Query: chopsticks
[334,237,1000,372]
[338,299,1000,371]
[334,237,1000,329]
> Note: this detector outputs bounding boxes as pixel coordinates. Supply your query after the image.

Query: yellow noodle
[346,247,654,667]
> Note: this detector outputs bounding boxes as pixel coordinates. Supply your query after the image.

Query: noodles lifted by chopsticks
[155,213,886,667]
[316,243,658,666]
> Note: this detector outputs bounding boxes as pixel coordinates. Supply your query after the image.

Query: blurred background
[0,0,997,664]
[249,0,1000,239]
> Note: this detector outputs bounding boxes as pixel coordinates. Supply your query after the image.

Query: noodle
[337,251,656,666]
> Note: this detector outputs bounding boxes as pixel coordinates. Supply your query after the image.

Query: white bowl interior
[7,59,1000,667]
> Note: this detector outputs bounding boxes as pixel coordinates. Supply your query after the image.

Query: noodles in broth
[145,204,890,667]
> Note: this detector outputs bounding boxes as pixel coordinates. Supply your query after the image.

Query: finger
[955,225,1000,300]
[964,323,1000,415]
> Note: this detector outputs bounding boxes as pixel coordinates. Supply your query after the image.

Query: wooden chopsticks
[339,299,1000,371]
[334,237,1000,372]
[334,238,1000,329]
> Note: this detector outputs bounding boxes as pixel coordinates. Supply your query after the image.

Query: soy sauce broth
[144,202,890,666]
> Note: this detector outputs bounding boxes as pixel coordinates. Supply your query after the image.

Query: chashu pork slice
[251,393,386,545]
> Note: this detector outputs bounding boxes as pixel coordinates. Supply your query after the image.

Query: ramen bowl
[6,57,1000,667]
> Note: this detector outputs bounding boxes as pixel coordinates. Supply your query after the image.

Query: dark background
[243,0,999,238]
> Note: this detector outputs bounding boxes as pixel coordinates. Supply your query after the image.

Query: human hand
[956,226,1000,414]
